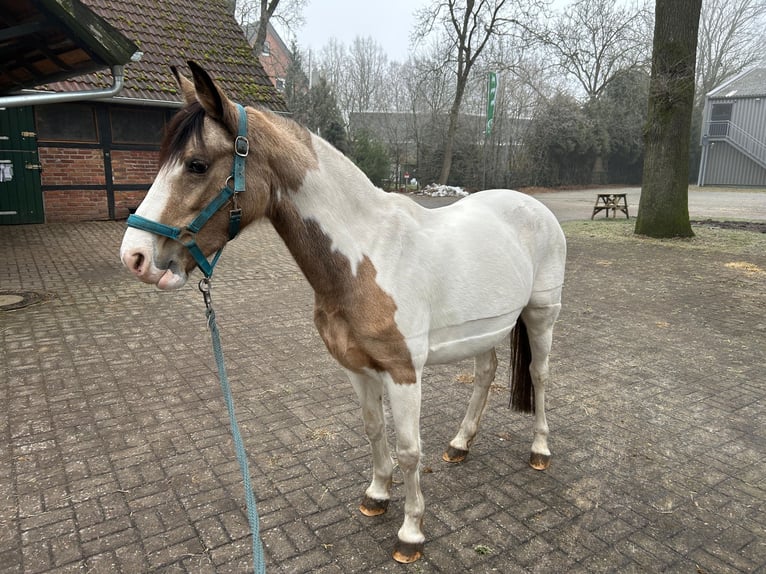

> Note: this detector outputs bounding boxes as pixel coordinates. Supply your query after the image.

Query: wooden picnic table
[591,193,629,219]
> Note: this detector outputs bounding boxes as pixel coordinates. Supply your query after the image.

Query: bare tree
[384,61,412,113]
[696,0,766,102]
[415,0,540,184]
[409,40,455,117]
[538,0,653,100]
[635,0,702,238]
[347,37,390,113]
[234,0,307,54]
[314,38,351,103]
[318,39,351,114]
[316,36,390,123]
[479,37,554,187]
[406,40,458,182]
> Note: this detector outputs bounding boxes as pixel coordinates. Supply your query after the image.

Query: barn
[697,65,766,187]
[0,0,286,225]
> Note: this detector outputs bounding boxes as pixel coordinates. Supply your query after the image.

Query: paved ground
[417,187,766,223]
[1,189,765,573]
[531,187,766,223]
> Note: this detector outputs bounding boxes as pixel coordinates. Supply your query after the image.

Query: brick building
[1,0,286,224]
[255,22,293,92]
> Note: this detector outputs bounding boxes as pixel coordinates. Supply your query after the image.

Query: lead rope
[199,277,266,574]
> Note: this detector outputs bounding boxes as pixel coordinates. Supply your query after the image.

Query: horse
[120,61,567,564]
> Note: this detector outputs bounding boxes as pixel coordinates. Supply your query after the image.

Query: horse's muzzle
[120,229,188,290]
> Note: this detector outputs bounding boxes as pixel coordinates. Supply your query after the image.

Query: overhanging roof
[0,0,139,95]
[52,0,288,111]
[707,65,766,100]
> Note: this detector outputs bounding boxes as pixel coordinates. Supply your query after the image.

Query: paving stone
[1,203,765,572]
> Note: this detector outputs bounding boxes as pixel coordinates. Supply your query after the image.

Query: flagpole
[482,73,488,190]
[483,71,497,190]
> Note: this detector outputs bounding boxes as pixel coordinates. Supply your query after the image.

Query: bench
[591,193,629,219]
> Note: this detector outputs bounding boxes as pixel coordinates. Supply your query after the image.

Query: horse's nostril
[132,252,145,272]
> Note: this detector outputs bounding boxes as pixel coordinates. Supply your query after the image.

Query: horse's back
[472,189,566,303]
[393,189,565,364]
[426,189,565,289]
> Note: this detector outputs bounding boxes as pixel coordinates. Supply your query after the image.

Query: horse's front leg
[384,372,425,563]
[347,371,395,516]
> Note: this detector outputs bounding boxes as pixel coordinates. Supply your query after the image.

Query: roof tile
[44,0,287,111]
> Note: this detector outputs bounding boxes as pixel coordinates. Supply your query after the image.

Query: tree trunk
[634,0,701,238]
[251,0,278,56]
[438,78,467,185]
[438,100,460,185]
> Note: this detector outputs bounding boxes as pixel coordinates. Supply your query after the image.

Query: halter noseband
[126,103,249,278]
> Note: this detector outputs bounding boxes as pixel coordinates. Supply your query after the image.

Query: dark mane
[159,101,206,166]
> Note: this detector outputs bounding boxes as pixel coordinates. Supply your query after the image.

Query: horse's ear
[171,66,197,106]
[187,61,238,132]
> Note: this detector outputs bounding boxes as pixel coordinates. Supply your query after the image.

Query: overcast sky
[289,0,432,62]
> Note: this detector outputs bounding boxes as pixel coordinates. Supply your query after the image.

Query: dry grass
[725,261,765,275]
[561,219,766,257]
[455,372,507,394]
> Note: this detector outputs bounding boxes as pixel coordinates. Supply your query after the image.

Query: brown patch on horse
[246,110,317,194]
[269,198,416,386]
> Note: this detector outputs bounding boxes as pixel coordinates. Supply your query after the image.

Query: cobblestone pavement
[1,195,765,573]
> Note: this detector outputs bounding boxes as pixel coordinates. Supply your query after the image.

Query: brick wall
[114,190,149,220]
[43,190,109,222]
[39,147,157,222]
[38,148,105,186]
[112,150,157,220]
[112,150,159,185]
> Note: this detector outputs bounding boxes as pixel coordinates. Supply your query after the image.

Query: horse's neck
[267,136,390,298]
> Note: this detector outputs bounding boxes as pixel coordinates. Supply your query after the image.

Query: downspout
[697,98,709,186]
[698,136,708,186]
[0,65,126,108]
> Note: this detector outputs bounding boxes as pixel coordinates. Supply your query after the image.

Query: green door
[0,106,44,224]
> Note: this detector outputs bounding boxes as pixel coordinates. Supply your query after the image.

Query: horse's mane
[159,101,206,166]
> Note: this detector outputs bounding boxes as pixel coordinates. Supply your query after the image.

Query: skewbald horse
[120,62,566,564]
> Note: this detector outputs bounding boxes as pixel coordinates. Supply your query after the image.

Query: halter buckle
[235,135,249,157]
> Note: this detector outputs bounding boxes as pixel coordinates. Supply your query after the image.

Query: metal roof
[707,65,766,99]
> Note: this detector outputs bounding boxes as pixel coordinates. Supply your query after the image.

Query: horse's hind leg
[521,303,561,470]
[443,348,498,463]
[348,371,395,516]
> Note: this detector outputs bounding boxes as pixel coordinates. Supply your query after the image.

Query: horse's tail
[510,317,535,413]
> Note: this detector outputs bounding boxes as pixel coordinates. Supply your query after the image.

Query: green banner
[486,72,497,137]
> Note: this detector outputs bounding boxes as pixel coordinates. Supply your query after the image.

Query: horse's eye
[187,159,208,174]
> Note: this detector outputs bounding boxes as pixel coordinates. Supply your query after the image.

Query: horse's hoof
[529,452,551,470]
[359,496,389,517]
[442,446,469,463]
[392,539,424,563]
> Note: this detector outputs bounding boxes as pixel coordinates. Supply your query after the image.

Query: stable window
[709,103,733,137]
[110,107,164,144]
[711,103,733,121]
[36,103,98,142]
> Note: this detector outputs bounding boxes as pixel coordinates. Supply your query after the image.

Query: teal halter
[126,104,249,278]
